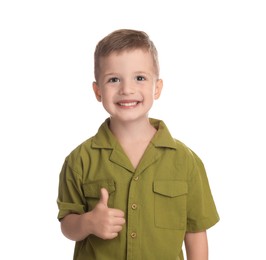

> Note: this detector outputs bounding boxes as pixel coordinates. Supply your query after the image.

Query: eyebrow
[134,71,149,75]
[102,72,119,78]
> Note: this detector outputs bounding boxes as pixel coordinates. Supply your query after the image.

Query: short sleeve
[186,151,219,232]
[57,159,86,221]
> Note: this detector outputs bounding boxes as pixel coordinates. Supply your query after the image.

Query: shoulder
[65,119,110,167]
[171,138,204,173]
[64,136,94,174]
[68,137,93,157]
[174,139,202,161]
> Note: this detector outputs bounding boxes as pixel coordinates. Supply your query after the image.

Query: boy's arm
[61,188,125,241]
[185,231,208,260]
[61,213,92,241]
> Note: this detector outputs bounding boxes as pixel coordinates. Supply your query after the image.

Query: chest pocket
[153,180,188,230]
[83,179,116,211]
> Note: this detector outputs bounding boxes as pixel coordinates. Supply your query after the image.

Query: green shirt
[57,118,219,260]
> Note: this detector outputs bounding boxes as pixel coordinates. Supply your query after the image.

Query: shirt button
[131,232,137,238]
[131,203,137,210]
[134,176,139,181]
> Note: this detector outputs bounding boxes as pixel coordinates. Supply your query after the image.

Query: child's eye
[136,76,145,81]
[108,77,120,83]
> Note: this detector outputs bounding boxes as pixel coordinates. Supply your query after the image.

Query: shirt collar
[91,118,115,149]
[92,118,176,150]
[149,118,176,149]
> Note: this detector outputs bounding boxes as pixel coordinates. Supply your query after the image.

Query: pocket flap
[83,179,116,198]
[153,180,188,197]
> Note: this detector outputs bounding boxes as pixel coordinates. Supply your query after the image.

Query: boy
[57,29,219,260]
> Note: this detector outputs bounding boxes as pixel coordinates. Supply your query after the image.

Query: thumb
[99,188,109,207]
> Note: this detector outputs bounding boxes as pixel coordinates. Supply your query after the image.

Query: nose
[119,80,135,95]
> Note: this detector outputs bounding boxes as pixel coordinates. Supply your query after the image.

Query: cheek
[101,92,114,104]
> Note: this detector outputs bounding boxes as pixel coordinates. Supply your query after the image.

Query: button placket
[127,174,141,259]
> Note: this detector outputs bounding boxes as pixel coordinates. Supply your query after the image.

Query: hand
[89,188,125,240]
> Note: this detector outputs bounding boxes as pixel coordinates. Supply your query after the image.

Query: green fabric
[57,118,219,260]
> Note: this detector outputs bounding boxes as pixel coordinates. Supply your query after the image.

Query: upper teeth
[119,102,138,106]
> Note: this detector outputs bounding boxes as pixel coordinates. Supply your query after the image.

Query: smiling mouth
[117,101,140,107]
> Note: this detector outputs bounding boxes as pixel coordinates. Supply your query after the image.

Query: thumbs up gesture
[90,188,125,240]
[99,188,111,207]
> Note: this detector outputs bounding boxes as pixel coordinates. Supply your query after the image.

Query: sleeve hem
[186,216,220,233]
[57,201,85,221]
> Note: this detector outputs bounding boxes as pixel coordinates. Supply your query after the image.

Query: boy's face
[93,49,163,124]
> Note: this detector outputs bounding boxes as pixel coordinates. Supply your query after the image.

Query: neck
[109,117,156,143]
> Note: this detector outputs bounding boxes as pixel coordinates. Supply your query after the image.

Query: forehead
[99,49,155,72]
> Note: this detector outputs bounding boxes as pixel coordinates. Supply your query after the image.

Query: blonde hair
[94,29,160,81]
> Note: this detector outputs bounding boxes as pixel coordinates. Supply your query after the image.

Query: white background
[0,0,265,259]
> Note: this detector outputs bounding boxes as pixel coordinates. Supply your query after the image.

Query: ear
[92,81,102,102]
[154,79,163,100]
